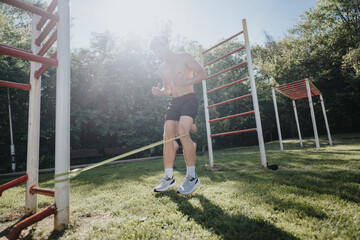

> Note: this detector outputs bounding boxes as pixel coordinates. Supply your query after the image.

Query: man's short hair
[150,36,169,51]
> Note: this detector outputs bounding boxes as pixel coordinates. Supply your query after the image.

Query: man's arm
[174,53,207,87]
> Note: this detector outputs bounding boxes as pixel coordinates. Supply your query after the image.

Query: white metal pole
[243,19,267,167]
[320,94,332,145]
[25,14,41,215]
[272,88,283,150]
[54,0,71,230]
[305,80,320,150]
[7,87,16,172]
[292,100,303,147]
[199,45,214,167]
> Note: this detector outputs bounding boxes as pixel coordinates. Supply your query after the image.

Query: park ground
[0,133,359,239]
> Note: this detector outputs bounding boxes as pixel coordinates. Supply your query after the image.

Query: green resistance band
[54,133,189,183]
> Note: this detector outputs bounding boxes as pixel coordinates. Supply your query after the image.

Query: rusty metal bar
[36,0,58,30]
[35,17,57,46]
[29,185,55,197]
[1,0,58,20]
[204,46,245,66]
[0,80,31,91]
[209,110,255,123]
[203,31,243,54]
[38,31,57,56]
[9,204,57,240]
[0,174,28,197]
[0,44,58,66]
[211,128,257,138]
[208,93,252,109]
[207,77,249,94]
[207,62,247,80]
[34,52,57,79]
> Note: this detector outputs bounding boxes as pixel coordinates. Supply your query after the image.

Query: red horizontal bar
[9,204,57,240]
[203,31,243,54]
[209,110,255,123]
[276,82,306,91]
[276,79,305,88]
[207,77,249,94]
[30,186,55,197]
[0,174,28,197]
[1,0,58,20]
[211,128,257,138]
[205,46,245,66]
[36,0,58,30]
[0,44,58,66]
[38,31,57,56]
[0,80,31,91]
[35,17,57,46]
[208,93,252,109]
[207,61,247,80]
[277,83,305,91]
[34,52,57,79]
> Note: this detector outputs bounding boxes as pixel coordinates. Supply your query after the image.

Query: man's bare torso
[159,52,195,98]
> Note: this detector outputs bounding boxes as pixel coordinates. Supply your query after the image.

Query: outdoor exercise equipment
[200,19,267,168]
[272,78,332,150]
[0,0,70,237]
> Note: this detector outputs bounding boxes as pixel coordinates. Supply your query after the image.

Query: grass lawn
[1,133,359,239]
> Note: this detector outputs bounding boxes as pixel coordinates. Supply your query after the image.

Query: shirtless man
[150,36,207,194]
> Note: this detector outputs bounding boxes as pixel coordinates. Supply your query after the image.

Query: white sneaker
[154,176,176,192]
[177,175,200,195]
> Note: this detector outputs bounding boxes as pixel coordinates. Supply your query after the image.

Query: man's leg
[154,120,178,192]
[177,116,200,195]
[178,116,196,167]
[163,120,178,169]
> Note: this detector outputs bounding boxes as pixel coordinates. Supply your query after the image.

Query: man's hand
[152,82,162,96]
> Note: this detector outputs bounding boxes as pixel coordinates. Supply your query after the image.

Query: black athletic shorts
[166,93,199,121]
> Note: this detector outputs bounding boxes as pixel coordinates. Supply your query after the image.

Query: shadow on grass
[0,215,28,239]
[156,191,299,240]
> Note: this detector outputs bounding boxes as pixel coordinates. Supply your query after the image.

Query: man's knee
[164,121,177,140]
[164,130,176,140]
[177,126,190,136]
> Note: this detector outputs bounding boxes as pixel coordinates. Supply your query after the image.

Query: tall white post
[272,88,283,150]
[320,94,332,145]
[54,0,71,230]
[25,14,41,215]
[7,88,16,171]
[243,19,267,167]
[199,45,214,167]
[292,100,303,147]
[305,80,320,150]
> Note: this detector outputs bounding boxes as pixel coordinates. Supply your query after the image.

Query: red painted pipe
[209,110,255,123]
[34,52,57,79]
[208,93,252,109]
[203,31,243,54]
[36,0,58,30]
[30,185,55,197]
[1,0,58,20]
[207,77,249,94]
[207,61,247,80]
[9,204,57,240]
[0,80,31,91]
[211,128,257,138]
[205,46,245,67]
[38,31,57,56]
[0,174,28,197]
[35,17,57,46]
[0,44,58,66]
